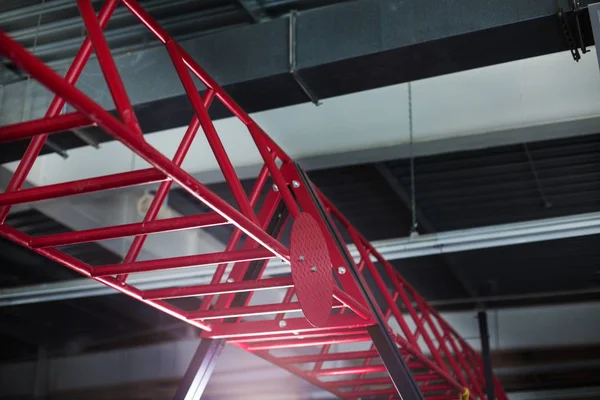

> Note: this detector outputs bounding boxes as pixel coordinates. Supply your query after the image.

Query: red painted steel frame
[0,2,508,399]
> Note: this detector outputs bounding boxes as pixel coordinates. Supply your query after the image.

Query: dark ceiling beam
[374,163,480,298]
[492,344,600,369]
[1,0,594,163]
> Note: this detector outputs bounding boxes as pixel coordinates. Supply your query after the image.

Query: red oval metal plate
[290,212,334,327]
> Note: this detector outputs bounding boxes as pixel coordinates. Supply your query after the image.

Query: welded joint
[288,10,321,106]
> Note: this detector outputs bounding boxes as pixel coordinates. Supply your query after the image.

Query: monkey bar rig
[0,1,508,399]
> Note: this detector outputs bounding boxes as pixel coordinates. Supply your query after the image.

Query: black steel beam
[172,201,288,400]
[1,0,594,163]
[478,311,496,400]
[294,163,424,400]
[172,337,226,400]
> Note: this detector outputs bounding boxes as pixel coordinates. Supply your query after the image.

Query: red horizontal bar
[279,350,380,365]
[0,168,165,207]
[205,314,372,340]
[333,287,371,321]
[0,29,291,264]
[188,301,344,321]
[247,346,347,400]
[31,212,227,248]
[346,388,397,398]
[232,327,368,344]
[309,365,387,377]
[425,396,458,400]
[0,225,212,332]
[0,111,93,143]
[324,377,391,388]
[91,248,275,277]
[419,384,454,393]
[243,333,372,351]
[142,276,294,300]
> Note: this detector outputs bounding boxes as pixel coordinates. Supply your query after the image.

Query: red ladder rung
[187,301,344,321]
[239,334,372,351]
[279,350,381,365]
[324,377,392,388]
[206,314,372,340]
[414,373,446,382]
[233,327,368,345]
[78,0,143,136]
[0,111,93,143]
[0,0,511,397]
[347,388,397,398]
[90,247,275,277]
[166,40,258,224]
[30,212,228,248]
[0,168,166,207]
[310,365,388,377]
[142,276,294,300]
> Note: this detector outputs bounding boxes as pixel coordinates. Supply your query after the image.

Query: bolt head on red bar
[290,212,333,327]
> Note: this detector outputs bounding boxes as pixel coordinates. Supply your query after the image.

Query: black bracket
[289,10,321,106]
[558,0,590,62]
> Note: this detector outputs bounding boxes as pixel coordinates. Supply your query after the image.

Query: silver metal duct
[1,211,599,306]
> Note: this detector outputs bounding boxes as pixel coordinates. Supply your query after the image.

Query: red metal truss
[0,1,508,399]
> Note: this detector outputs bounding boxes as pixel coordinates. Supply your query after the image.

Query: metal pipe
[369,211,600,260]
[333,287,371,320]
[0,112,93,143]
[142,276,294,300]
[118,94,213,283]
[198,163,274,311]
[243,334,372,351]
[0,30,291,261]
[166,41,257,222]
[279,350,380,365]
[0,0,119,224]
[77,0,142,135]
[90,248,276,277]
[187,302,343,321]
[478,311,496,400]
[0,168,166,207]
[2,212,599,306]
[308,365,388,377]
[31,212,227,248]
[325,377,391,388]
